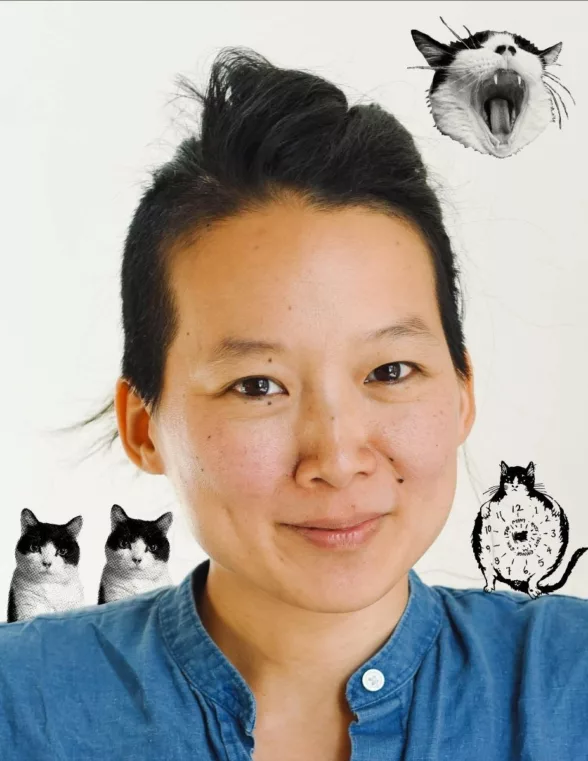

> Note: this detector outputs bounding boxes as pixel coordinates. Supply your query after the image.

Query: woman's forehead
[163,206,445,374]
[169,204,438,318]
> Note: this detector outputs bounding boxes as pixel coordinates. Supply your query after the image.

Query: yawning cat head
[411,21,570,158]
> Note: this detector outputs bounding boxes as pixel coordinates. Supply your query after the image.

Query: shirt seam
[156,587,248,728]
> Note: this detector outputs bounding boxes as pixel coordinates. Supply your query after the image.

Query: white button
[362,668,385,692]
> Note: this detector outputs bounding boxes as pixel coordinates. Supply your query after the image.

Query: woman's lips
[285,514,386,550]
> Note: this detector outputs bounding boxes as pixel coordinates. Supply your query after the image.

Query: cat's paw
[480,504,491,520]
[483,585,495,593]
[528,588,544,599]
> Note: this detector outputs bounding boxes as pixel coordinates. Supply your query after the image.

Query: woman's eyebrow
[205,316,439,366]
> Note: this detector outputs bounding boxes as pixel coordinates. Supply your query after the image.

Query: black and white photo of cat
[411,18,573,158]
[97,504,173,605]
[471,461,588,598]
[6,508,84,623]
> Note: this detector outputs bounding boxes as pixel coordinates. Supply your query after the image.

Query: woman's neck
[196,562,410,705]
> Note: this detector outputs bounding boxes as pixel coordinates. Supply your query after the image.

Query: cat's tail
[538,547,588,594]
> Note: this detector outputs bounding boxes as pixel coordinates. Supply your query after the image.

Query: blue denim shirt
[1,558,587,760]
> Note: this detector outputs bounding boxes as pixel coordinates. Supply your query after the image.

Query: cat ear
[65,515,83,538]
[500,461,508,476]
[539,42,562,66]
[111,504,128,528]
[526,462,535,479]
[156,511,174,535]
[20,508,38,533]
[411,30,451,68]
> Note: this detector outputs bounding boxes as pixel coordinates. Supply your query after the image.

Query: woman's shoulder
[0,584,171,690]
[430,579,588,675]
[0,582,216,760]
[433,578,588,620]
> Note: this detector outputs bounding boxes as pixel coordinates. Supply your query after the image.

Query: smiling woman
[1,45,587,761]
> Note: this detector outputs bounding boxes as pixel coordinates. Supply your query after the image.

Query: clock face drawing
[483,495,562,581]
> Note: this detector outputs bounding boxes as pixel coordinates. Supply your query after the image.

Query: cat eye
[227,362,419,401]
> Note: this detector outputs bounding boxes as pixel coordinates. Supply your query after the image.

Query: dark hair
[75,46,470,449]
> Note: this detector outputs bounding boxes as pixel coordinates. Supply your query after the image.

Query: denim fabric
[1,558,587,760]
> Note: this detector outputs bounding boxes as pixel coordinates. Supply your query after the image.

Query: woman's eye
[229,363,416,400]
[366,362,415,384]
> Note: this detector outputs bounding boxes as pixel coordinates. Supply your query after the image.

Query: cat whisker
[439,16,473,49]
[445,71,480,92]
[545,82,564,127]
[462,25,474,39]
[407,65,447,71]
[549,82,568,119]
[543,71,576,106]
[544,70,565,83]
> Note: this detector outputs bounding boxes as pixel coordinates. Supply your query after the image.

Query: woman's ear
[458,352,476,445]
[114,378,165,475]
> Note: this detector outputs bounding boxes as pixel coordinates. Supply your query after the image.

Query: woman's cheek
[386,395,461,485]
[199,422,287,500]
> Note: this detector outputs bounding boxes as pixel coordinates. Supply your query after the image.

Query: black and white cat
[97,504,174,605]
[7,508,84,623]
[472,461,588,598]
[411,20,572,158]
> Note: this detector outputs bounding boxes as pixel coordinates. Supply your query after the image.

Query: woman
[1,47,586,761]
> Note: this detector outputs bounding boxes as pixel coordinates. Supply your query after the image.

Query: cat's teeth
[517,75,522,86]
[494,74,498,85]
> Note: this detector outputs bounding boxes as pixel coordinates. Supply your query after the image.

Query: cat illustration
[471,461,588,598]
[97,504,173,604]
[6,508,84,622]
[411,18,573,158]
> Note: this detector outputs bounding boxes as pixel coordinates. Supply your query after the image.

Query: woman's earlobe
[114,378,165,474]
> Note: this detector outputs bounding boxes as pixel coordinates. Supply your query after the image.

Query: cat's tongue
[488,98,511,138]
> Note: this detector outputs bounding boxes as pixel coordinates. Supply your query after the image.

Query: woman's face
[131,201,475,612]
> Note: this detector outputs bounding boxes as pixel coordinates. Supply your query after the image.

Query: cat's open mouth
[476,69,526,142]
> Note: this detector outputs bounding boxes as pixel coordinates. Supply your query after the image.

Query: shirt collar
[158,559,442,733]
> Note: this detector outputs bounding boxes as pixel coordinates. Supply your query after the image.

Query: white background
[1,0,586,618]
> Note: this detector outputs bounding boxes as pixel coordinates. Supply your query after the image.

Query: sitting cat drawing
[411,19,572,158]
[471,461,588,598]
[97,504,173,605]
[6,508,84,623]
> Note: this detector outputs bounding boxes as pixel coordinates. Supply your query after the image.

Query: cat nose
[495,45,516,56]
[132,557,142,565]
[42,561,52,568]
